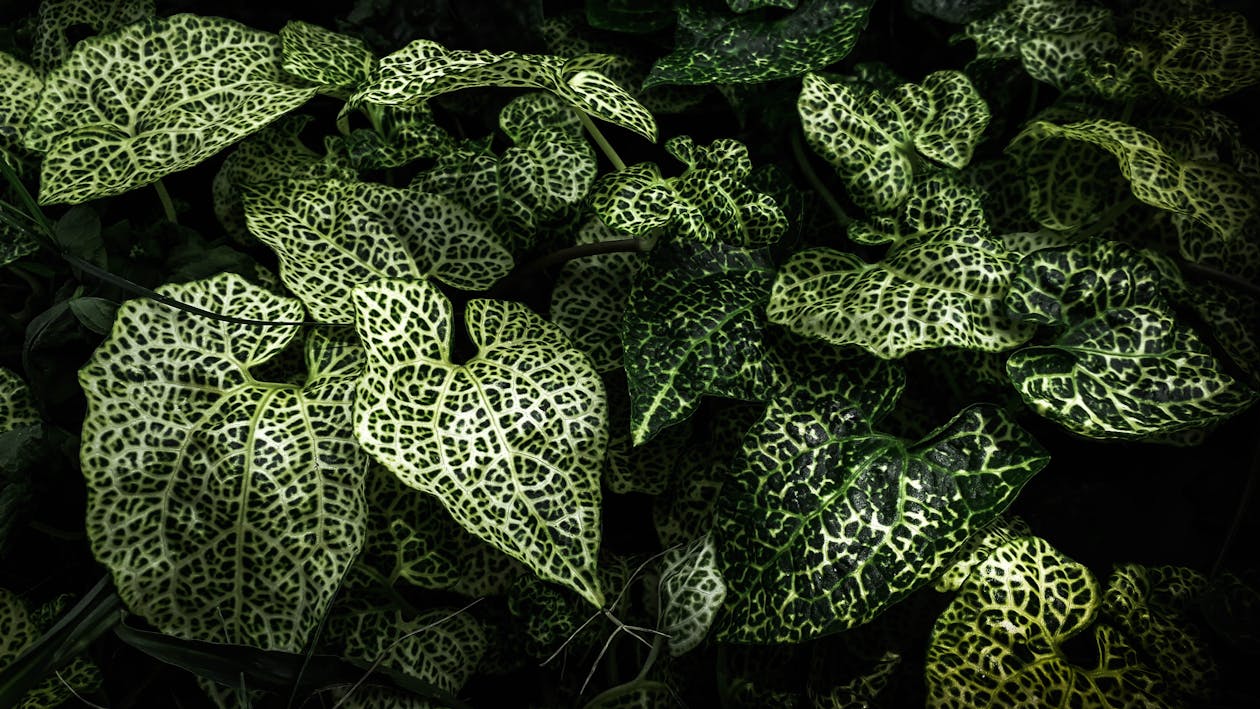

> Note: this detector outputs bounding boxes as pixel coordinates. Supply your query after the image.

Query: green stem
[578,111,627,172]
[153,180,178,224]
[1180,261,1260,299]
[336,110,352,137]
[790,128,852,228]
[487,236,653,299]
[634,634,664,682]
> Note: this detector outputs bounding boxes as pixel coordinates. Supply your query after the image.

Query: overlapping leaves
[279,20,375,93]
[716,391,1048,642]
[645,0,875,87]
[78,274,369,651]
[0,588,102,708]
[25,14,318,204]
[960,0,1117,90]
[550,218,644,373]
[1005,240,1257,439]
[798,70,989,213]
[352,278,607,607]
[243,177,513,324]
[349,39,656,142]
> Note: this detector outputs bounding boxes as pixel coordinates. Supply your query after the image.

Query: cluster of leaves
[2,0,1259,706]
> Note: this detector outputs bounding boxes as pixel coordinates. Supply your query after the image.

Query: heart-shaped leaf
[78,274,369,651]
[716,396,1048,642]
[352,278,607,607]
[25,14,318,204]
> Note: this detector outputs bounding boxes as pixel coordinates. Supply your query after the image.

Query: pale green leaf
[498,93,597,224]
[716,398,1048,642]
[409,142,539,252]
[933,516,1031,592]
[846,172,989,247]
[1152,11,1260,103]
[32,0,155,73]
[623,241,783,444]
[78,275,368,651]
[25,14,318,205]
[352,278,607,607]
[645,0,875,87]
[0,368,38,432]
[768,231,1035,359]
[550,218,644,373]
[926,536,1168,708]
[1005,241,1257,439]
[349,40,656,142]
[798,70,989,213]
[659,532,726,656]
[243,177,513,324]
[280,20,375,92]
[1015,119,1260,243]
[1007,121,1124,233]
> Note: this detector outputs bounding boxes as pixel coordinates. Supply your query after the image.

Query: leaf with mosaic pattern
[846,172,989,247]
[1103,564,1216,702]
[243,177,513,324]
[659,532,726,656]
[926,536,1168,708]
[1151,11,1260,103]
[623,240,783,444]
[933,516,1031,592]
[329,103,454,171]
[352,278,607,607]
[798,70,989,213]
[1182,281,1260,387]
[25,14,318,205]
[1015,119,1259,244]
[280,20,375,93]
[644,0,875,87]
[31,0,155,73]
[349,40,656,142]
[550,219,644,373]
[768,230,1035,359]
[0,588,103,709]
[960,0,1117,90]
[78,275,369,652]
[1005,241,1257,439]
[498,93,597,224]
[409,141,539,253]
[590,136,786,246]
[0,51,41,182]
[716,397,1048,642]
[1006,121,1125,233]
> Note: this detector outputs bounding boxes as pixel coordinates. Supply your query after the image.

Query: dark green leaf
[68,296,117,335]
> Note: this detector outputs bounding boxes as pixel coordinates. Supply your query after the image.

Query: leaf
[658,533,726,656]
[798,70,989,213]
[1005,241,1257,439]
[550,218,644,373]
[68,297,118,335]
[1,369,39,553]
[280,20,375,92]
[846,172,989,247]
[925,536,1168,708]
[497,93,597,224]
[716,397,1048,642]
[0,588,102,709]
[585,0,675,34]
[622,240,783,444]
[589,136,786,246]
[1182,281,1260,386]
[644,0,876,87]
[242,177,513,324]
[0,51,41,184]
[352,278,608,607]
[52,204,103,266]
[1151,11,1260,103]
[932,516,1031,592]
[768,231,1035,359]
[1015,119,1260,244]
[349,39,657,142]
[78,274,369,651]
[31,0,155,73]
[409,141,539,252]
[25,14,318,205]
[1006,118,1125,233]
[960,0,1118,90]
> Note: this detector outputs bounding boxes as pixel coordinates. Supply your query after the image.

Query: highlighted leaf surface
[716,397,1047,642]
[25,14,318,204]
[78,274,368,651]
[352,279,607,607]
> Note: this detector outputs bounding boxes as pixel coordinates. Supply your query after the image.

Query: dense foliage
[2,0,1259,706]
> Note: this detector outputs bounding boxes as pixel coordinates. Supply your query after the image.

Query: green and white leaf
[645,0,875,87]
[961,0,1118,90]
[1103,564,1216,702]
[769,231,1034,359]
[280,20,375,93]
[79,275,369,651]
[409,141,538,253]
[1182,281,1260,386]
[352,278,607,607]
[1151,12,1260,103]
[329,103,454,170]
[1006,121,1124,233]
[1014,119,1259,243]
[590,136,786,246]
[550,218,644,373]
[31,0,155,74]
[798,71,989,213]
[658,532,726,656]
[1005,241,1257,439]
[243,177,513,324]
[349,39,656,142]
[0,588,102,709]
[498,93,597,224]
[846,172,989,247]
[716,397,1048,642]
[25,14,318,205]
[0,51,41,180]
[623,241,783,444]
[933,515,1031,592]
[926,536,1167,708]
[602,373,688,495]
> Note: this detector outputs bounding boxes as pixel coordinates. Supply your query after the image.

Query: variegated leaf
[498,93,597,224]
[846,172,989,247]
[0,588,102,708]
[1152,11,1260,103]
[658,532,726,656]
[279,20,375,92]
[961,0,1118,90]
[550,218,644,373]
[31,0,155,73]
[352,279,607,607]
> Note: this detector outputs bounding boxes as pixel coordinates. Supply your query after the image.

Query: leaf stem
[153,180,178,224]
[487,235,652,298]
[1180,261,1260,299]
[790,128,851,228]
[578,111,627,172]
